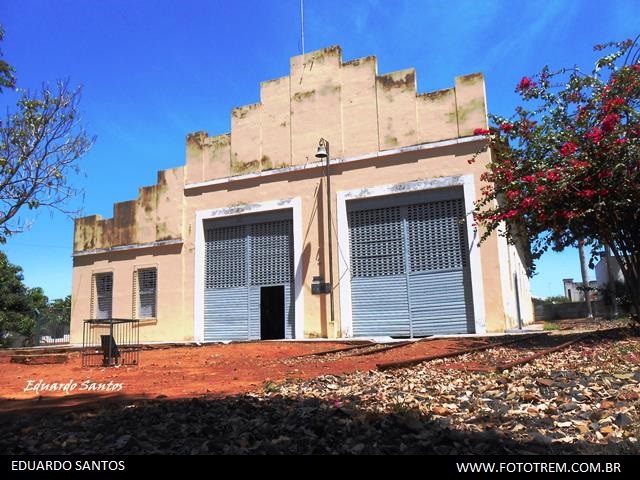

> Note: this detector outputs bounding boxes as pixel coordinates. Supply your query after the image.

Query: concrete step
[10,353,69,365]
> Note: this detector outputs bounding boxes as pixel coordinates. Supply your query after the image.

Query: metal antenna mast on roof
[300,0,305,56]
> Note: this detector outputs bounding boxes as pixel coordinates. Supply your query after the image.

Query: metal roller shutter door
[348,196,474,337]
[204,217,294,342]
[407,200,475,335]
[348,206,410,337]
[204,225,249,341]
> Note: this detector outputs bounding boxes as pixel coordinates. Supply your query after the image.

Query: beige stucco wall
[70,45,527,344]
[181,145,504,339]
[71,144,508,343]
[70,243,186,343]
[73,45,487,254]
[496,230,535,330]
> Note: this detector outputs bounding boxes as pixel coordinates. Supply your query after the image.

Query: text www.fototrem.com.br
[456,462,621,474]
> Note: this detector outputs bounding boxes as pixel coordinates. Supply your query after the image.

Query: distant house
[595,254,625,289]
[70,46,533,344]
[563,278,598,302]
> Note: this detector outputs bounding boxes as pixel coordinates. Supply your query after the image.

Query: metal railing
[82,318,140,367]
[34,316,70,346]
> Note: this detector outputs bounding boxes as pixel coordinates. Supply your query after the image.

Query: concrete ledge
[73,238,183,257]
[185,135,486,191]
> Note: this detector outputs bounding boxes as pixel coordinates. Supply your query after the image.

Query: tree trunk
[608,245,640,324]
[578,239,593,319]
[604,245,618,318]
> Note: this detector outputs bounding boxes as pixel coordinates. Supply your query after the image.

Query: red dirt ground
[0,337,492,413]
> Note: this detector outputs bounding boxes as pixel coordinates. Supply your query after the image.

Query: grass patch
[263,380,280,394]
[543,322,561,331]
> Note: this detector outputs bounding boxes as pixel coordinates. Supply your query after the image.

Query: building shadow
[1,389,636,455]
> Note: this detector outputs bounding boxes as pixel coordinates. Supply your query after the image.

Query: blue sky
[0,0,637,300]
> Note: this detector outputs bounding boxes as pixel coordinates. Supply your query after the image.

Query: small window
[94,273,113,319]
[137,268,157,319]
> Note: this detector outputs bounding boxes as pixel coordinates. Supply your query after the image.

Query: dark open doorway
[260,286,285,340]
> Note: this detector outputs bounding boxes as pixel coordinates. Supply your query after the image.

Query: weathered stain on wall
[417,88,459,143]
[342,56,379,156]
[377,69,418,151]
[457,72,484,85]
[135,185,158,244]
[205,134,231,180]
[74,45,488,253]
[113,200,137,246]
[290,46,344,165]
[185,131,207,184]
[455,73,487,137]
[155,167,184,242]
[179,46,486,184]
[73,215,99,252]
[261,76,291,168]
[260,155,273,170]
[98,218,114,249]
[73,167,184,251]
[292,90,316,102]
[377,70,416,92]
[231,103,261,175]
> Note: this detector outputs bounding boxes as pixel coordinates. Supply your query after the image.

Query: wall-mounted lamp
[315,138,335,326]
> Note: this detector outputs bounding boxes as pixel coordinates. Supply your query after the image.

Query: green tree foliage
[0,26,16,92]
[600,280,631,310]
[0,24,94,243]
[47,295,71,324]
[0,250,35,343]
[0,251,71,346]
[28,286,49,315]
[471,37,640,322]
[534,295,570,305]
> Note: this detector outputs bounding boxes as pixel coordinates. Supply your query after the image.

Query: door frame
[193,197,303,342]
[336,175,486,337]
[260,285,286,340]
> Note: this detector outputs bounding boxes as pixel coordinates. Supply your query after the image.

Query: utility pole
[300,0,305,56]
[578,239,593,319]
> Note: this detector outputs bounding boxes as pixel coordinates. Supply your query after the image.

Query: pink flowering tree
[472,37,640,321]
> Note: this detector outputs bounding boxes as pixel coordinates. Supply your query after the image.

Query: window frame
[134,266,158,320]
[92,272,114,320]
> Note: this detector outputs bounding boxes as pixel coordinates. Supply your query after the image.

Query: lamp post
[315,138,335,327]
